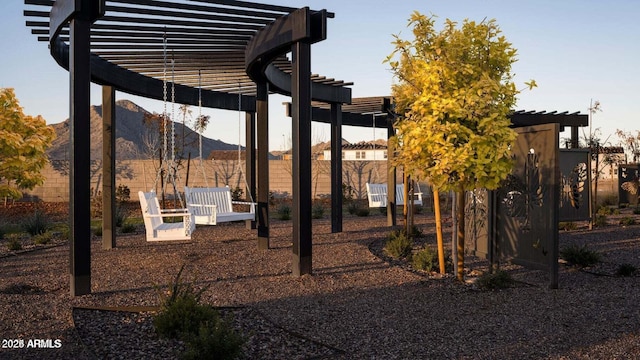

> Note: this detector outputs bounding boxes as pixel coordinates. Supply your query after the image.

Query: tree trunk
[433,189,446,274]
[456,189,466,282]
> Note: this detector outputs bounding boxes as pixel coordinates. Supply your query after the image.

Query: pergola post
[68,11,92,296]
[291,40,312,276]
[102,85,116,249]
[245,111,257,230]
[330,102,343,233]
[256,82,269,249]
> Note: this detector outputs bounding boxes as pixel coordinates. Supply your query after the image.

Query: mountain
[47,100,238,160]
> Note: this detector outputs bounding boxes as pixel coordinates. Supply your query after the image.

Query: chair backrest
[185,187,233,214]
[139,191,163,229]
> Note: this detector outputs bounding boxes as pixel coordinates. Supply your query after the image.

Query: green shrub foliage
[560,244,601,267]
[384,229,413,259]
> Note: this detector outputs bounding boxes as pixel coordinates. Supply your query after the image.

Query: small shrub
[619,217,636,226]
[560,244,601,267]
[347,202,358,215]
[154,265,213,339]
[476,270,513,290]
[616,263,637,277]
[312,203,325,219]
[276,204,291,220]
[6,237,22,251]
[411,247,437,272]
[115,184,131,203]
[33,231,53,245]
[633,207,640,215]
[594,214,607,227]
[342,183,354,202]
[230,186,244,201]
[115,205,129,227]
[559,222,577,231]
[407,225,422,238]
[613,209,621,215]
[154,265,244,359]
[120,223,137,233]
[384,229,413,259]
[597,206,612,216]
[182,319,244,360]
[22,210,51,236]
[378,206,387,215]
[0,225,5,240]
[93,226,103,237]
[355,208,370,217]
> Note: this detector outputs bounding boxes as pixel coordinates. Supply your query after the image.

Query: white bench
[184,186,255,225]
[138,191,194,241]
[366,183,423,208]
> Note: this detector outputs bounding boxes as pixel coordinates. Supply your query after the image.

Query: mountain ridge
[46,99,238,160]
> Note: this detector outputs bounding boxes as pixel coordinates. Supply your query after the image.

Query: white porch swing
[365,113,423,208]
[184,79,256,225]
[139,34,194,241]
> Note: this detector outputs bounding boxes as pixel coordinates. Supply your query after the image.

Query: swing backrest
[185,187,234,214]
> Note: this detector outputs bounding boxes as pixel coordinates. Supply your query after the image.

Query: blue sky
[2,1,639,151]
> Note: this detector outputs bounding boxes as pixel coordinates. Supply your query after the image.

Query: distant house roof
[341,141,387,150]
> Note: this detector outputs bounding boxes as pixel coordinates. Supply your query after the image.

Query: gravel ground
[1,211,640,359]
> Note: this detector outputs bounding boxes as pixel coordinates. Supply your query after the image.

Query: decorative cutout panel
[559,149,591,222]
[618,164,640,206]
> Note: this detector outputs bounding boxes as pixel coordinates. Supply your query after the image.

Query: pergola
[24,0,589,296]
[24,0,365,295]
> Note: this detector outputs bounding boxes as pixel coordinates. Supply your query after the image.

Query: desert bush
[559,222,577,231]
[21,210,51,236]
[312,203,325,219]
[33,231,53,245]
[619,217,636,226]
[633,207,640,215]
[154,265,243,359]
[182,319,244,360]
[476,270,513,290]
[616,263,637,277]
[355,208,370,217]
[6,236,22,251]
[347,202,359,215]
[597,206,612,216]
[411,247,437,272]
[276,204,291,220]
[115,205,129,227]
[384,229,413,259]
[120,223,137,233]
[115,184,131,203]
[93,225,103,237]
[560,244,601,267]
[594,214,607,227]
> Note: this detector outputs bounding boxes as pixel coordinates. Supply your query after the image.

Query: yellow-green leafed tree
[386,13,534,281]
[0,88,56,202]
